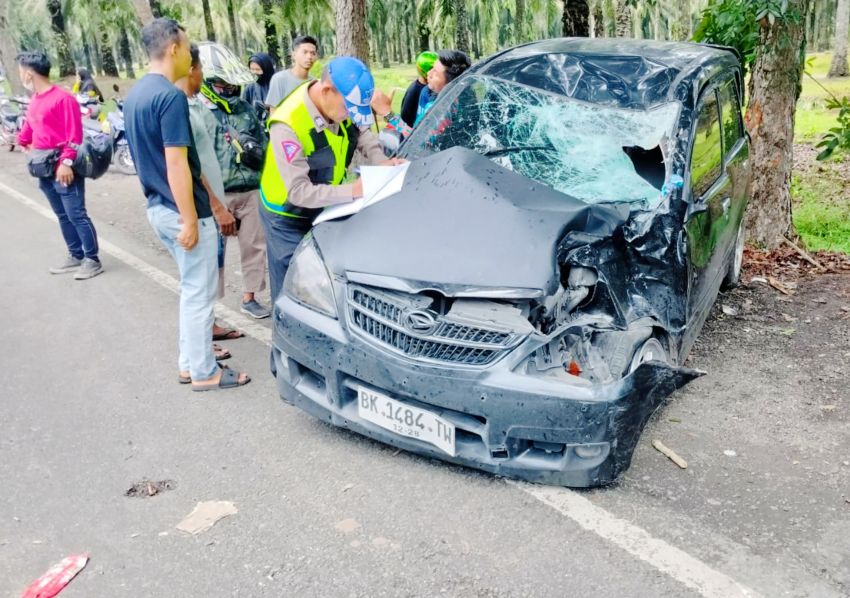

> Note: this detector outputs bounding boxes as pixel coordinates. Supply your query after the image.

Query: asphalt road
[1,154,848,598]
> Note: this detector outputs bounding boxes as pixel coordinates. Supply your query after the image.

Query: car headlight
[283,236,337,318]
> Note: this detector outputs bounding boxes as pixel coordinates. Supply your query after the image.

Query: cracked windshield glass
[403,75,681,208]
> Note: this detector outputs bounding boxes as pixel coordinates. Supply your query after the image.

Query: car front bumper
[271,296,699,487]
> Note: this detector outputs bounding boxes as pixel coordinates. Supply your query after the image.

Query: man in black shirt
[125,18,250,391]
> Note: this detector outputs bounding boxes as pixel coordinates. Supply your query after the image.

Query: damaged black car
[269,39,750,487]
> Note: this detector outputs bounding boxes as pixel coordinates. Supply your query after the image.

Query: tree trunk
[515,0,525,43]
[562,0,590,37]
[380,28,390,68]
[335,0,370,65]
[615,0,631,37]
[261,0,280,65]
[745,1,810,248]
[91,33,103,76]
[47,0,75,77]
[404,18,412,63]
[0,0,25,96]
[100,30,119,77]
[201,0,216,41]
[454,0,470,53]
[828,0,849,77]
[119,27,135,79]
[82,37,93,73]
[593,2,604,38]
[131,0,154,25]
[226,0,241,56]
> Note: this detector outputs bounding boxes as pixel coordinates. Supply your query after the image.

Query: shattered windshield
[401,75,681,208]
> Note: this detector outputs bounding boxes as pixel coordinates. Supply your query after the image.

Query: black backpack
[73,133,113,179]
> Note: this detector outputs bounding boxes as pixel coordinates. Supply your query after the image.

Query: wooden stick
[781,237,826,271]
[652,439,688,469]
[768,276,794,296]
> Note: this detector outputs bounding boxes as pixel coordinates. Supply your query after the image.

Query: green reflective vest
[259,83,359,219]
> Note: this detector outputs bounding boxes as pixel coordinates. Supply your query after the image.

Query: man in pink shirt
[17,52,102,279]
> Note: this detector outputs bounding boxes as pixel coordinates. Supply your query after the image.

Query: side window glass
[690,91,722,199]
[718,79,743,157]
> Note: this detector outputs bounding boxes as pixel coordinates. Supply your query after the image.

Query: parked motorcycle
[103,84,135,175]
[76,93,101,119]
[0,95,28,151]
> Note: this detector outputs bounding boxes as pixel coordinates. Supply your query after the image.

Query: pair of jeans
[259,206,312,311]
[38,176,99,261]
[146,204,219,381]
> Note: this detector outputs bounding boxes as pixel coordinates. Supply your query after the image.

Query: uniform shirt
[187,95,226,201]
[124,73,212,218]
[17,85,82,162]
[269,82,385,209]
[265,69,313,108]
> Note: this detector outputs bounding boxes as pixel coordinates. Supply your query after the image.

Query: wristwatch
[61,158,74,167]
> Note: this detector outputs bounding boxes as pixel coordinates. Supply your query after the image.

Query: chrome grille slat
[346,284,525,367]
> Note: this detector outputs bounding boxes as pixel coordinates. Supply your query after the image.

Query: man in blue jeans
[16,52,102,280]
[125,18,249,392]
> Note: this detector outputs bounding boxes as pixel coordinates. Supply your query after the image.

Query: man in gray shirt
[264,35,317,108]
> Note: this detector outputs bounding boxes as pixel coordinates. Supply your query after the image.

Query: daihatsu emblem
[403,310,439,335]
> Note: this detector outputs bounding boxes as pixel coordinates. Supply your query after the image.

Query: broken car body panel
[270,39,749,487]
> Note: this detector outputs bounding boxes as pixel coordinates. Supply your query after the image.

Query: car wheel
[628,337,669,373]
[722,221,745,290]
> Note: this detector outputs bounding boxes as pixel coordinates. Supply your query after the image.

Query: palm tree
[454,0,470,54]
[335,0,370,64]
[201,0,216,41]
[828,0,849,77]
[615,0,631,37]
[47,0,76,76]
[563,0,590,37]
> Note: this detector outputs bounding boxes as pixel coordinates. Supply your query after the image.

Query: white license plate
[356,386,456,457]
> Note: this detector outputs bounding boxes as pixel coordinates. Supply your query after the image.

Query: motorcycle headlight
[283,236,337,318]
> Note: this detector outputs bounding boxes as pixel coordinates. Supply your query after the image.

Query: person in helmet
[196,41,271,320]
[372,49,471,140]
[399,51,436,128]
[258,56,405,306]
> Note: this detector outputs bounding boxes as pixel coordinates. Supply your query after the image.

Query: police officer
[259,56,402,305]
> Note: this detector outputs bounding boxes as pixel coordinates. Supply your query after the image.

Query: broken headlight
[283,237,337,318]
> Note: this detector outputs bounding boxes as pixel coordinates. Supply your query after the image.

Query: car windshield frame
[400,74,683,209]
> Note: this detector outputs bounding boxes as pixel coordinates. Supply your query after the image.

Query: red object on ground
[20,554,89,598]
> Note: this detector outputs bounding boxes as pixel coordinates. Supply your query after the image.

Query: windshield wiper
[482,145,555,157]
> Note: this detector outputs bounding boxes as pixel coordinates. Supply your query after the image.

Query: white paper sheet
[313,162,410,225]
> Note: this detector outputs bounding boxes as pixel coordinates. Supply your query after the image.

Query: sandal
[192,367,251,392]
[213,343,231,360]
[212,328,244,341]
[178,363,229,385]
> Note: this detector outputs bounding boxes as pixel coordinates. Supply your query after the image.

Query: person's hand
[214,206,237,236]
[381,157,408,166]
[352,178,363,198]
[370,89,394,118]
[56,163,74,186]
[177,220,199,250]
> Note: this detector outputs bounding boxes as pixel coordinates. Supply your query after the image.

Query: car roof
[471,38,741,110]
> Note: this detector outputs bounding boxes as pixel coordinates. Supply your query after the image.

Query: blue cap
[327,56,374,128]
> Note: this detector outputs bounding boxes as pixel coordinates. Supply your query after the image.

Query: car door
[683,83,732,349]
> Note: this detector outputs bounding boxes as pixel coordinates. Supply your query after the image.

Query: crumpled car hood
[313,147,631,294]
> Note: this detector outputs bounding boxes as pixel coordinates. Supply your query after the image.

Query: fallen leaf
[176,501,237,535]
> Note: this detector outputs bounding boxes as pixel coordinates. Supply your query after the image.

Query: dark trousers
[259,206,312,308]
[38,176,99,261]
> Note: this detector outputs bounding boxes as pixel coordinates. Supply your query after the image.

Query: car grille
[347,285,523,367]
